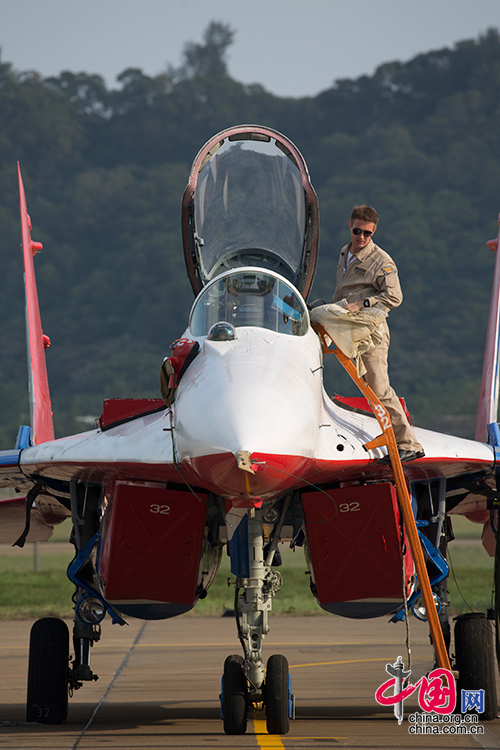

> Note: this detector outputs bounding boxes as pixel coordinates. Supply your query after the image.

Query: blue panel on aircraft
[15,425,31,450]
[228,513,250,578]
[488,422,500,446]
[0,450,21,467]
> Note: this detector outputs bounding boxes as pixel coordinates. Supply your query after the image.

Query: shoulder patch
[353,265,367,277]
[381,264,396,276]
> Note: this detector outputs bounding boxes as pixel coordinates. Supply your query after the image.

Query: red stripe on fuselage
[21,454,493,504]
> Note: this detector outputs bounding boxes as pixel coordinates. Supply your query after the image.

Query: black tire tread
[222,654,248,734]
[455,612,498,721]
[266,653,290,735]
[26,617,69,724]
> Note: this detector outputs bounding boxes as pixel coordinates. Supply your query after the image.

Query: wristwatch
[363,299,370,308]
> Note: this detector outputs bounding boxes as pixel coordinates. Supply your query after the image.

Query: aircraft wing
[16,400,176,488]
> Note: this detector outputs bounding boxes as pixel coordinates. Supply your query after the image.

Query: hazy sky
[1,0,499,98]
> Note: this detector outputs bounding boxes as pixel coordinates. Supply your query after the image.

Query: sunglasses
[352,228,373,237]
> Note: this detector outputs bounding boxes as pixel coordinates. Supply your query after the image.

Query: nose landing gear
[221,503,294,735]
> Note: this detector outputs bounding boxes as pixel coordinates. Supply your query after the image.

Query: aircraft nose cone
[175,358,319,458]
[173,338,322,499]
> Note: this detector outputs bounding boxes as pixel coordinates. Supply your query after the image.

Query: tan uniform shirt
[330,239,422,452]
[332,240,402,310]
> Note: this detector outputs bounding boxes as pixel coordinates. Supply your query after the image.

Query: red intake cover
[302,482,413,605]
[99,483,207,605]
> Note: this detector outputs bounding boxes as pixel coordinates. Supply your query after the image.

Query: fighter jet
[0,125,498,733]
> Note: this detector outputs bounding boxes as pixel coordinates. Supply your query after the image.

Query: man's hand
[345,300,364,313]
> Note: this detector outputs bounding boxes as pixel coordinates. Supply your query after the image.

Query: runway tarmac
[1,615,499,749]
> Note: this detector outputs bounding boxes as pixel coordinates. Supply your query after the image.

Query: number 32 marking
[149,504,170,514]
[339,502,360,513]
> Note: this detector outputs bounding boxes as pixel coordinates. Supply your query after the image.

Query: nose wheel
[221,653,293,735]
[265,654,291,735]
[221,655,248,735]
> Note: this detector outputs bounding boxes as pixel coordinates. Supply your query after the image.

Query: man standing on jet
[333,205,424,463]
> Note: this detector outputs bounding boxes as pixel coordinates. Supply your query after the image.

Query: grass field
[0,514,494,620]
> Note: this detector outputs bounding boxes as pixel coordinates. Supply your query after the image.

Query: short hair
[350,205,379,226]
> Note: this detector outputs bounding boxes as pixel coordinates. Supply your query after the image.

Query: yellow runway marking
[253,717,285,748]
[290,656,392,669]
[253,719,348,746]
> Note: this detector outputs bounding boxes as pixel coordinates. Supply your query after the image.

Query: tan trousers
[361,325,423,452]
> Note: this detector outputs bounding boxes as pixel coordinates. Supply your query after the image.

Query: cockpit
[182,125,319,300]
[190,268,309,338]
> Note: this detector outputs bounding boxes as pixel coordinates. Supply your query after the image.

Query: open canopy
[182,125,319,299]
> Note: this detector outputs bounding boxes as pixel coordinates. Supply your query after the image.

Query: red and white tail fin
[18,164,54,444]
[476,213,500,442]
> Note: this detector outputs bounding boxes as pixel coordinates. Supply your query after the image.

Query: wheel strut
[222,499,293,735]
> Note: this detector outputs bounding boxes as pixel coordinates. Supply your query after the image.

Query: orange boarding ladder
[313,323,451,672]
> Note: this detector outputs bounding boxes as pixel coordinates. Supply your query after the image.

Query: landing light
[263,507,279,523]
[76,595,106,624]
[411,593,441,621]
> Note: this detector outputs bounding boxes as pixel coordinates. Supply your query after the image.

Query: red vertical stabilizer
[18,164,54,444]
[476,214,500,442]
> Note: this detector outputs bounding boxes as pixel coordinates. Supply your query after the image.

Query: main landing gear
[415,480,498,720]
[26,481,103,724]
[221,500,294,735]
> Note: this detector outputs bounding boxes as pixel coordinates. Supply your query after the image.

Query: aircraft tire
[265,654,290,735]
[454,612,498,720]
[26,617,69,724]
[222,654,248,734]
